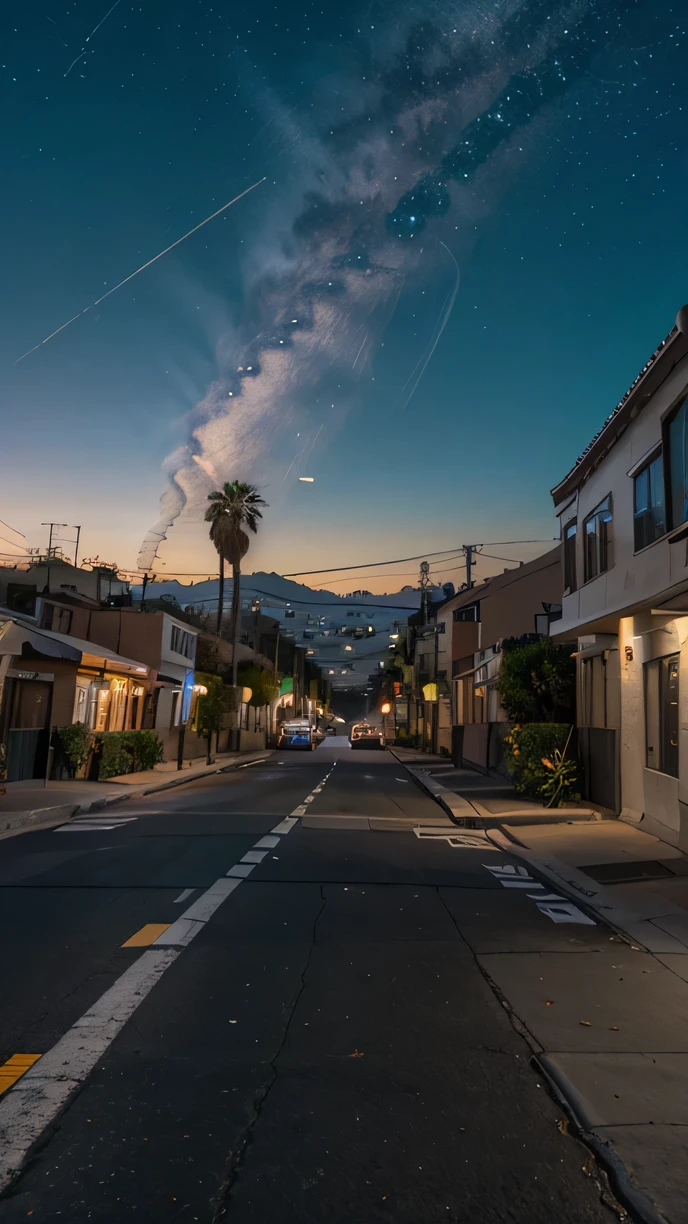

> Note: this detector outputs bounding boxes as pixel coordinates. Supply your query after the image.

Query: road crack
[211,885,327,1220]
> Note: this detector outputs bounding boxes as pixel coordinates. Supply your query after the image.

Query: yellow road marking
[0,1054,42,1095]
[121,923,171,948]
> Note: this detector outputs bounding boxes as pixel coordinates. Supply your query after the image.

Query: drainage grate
[582,860,676,884]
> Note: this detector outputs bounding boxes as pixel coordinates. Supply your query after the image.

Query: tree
[497,636,575,724]
[194,674,235,764]
[204,481,267,683]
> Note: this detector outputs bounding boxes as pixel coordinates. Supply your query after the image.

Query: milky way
[139,0,626,570]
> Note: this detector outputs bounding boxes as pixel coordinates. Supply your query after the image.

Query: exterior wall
[85,610,165,671]
[556,352,688,639]
[478,550,562,644]
[552,343,688,844]
[614,612,688,849]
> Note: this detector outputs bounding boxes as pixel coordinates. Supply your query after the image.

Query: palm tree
[205,481,267,688]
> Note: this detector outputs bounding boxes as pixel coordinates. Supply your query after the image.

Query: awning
[0,616,149,675]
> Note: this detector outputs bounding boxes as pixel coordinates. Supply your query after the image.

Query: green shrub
[498,637,575,723]
[55,722,93,775]
[95,730,163,779]
[503,723,579,804]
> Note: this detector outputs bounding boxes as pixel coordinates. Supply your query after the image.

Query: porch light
[380,702,391,714]
[132,685,145,697]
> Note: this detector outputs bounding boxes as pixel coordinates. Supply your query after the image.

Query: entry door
[5,679,52,782]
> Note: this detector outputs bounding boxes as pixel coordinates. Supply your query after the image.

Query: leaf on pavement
[579,1020,592,1026]
[557,1117,569,1134]
[348,1049,364,1058]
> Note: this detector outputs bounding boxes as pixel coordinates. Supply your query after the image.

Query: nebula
[139,0,624,571]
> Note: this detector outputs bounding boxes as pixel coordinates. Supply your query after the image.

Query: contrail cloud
[16,177,267,362]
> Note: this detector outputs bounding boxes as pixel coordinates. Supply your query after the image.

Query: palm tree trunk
[216,549,225,634]
[231,563,241,750]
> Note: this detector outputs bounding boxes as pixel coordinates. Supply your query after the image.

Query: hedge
[94,730,163,780]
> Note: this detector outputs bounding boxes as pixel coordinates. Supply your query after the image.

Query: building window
[667,394,688,529]
[453,604,478,622]
[645,654,679,777]
[583,496,613,581]
[563,520,577,593]
[634,452,665,550]
[170,625,194,659]
[170,690,182,728]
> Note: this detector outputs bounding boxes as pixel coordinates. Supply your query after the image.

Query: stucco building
[551,305,688,849]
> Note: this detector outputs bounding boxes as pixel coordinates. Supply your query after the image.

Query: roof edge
[551,307,688,507]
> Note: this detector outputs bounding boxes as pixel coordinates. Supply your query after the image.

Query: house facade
[551,305,688,849]
[433,549,563,768]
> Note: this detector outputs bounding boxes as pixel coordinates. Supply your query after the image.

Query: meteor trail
[16,177,267,363]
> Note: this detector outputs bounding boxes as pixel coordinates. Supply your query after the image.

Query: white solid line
[173,888,195,904]
[236,757,269,769]
[227,863,255,878]
[176,877,241,922]
[254,835,279,849]
[153,916,204,947]
[290,806,307,817]
[241,849,268,864]
[272,816,298,833]
[0,948,177,1191]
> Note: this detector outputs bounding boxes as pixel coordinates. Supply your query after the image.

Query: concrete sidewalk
[399,751,688,1224]
[0,750,273,837]
[389,746,600,825]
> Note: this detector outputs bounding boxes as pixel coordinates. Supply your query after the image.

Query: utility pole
[41,522,80,565]
[464,545,475,589]
[419,560,430,625]
[251,598,261,653]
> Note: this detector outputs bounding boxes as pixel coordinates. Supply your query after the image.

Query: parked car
[350,723,384,749]
[278,720,317,751]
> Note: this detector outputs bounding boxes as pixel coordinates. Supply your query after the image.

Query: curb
[392,749,675,1224]
[0,751,274,838]
[535,1055,671,1224]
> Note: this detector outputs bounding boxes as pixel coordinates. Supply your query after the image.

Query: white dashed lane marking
[0,755,333,1186]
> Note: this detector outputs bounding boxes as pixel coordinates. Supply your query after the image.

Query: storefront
[0,616,151,783]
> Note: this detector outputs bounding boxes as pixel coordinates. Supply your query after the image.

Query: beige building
[551,305,688,848]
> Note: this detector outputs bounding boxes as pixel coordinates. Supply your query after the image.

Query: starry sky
[2,0,687,593]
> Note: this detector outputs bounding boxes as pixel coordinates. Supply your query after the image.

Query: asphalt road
[0,740,616,1223]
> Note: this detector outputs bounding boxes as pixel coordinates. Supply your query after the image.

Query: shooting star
[16,177,267,362]
[85,0,121,43]
[400,241,460,411]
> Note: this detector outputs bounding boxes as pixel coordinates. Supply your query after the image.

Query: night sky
[2,1,687,591]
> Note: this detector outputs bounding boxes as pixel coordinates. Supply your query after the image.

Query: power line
[281,549,464,578]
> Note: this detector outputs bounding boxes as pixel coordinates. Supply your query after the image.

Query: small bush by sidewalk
[503,723,579,805]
